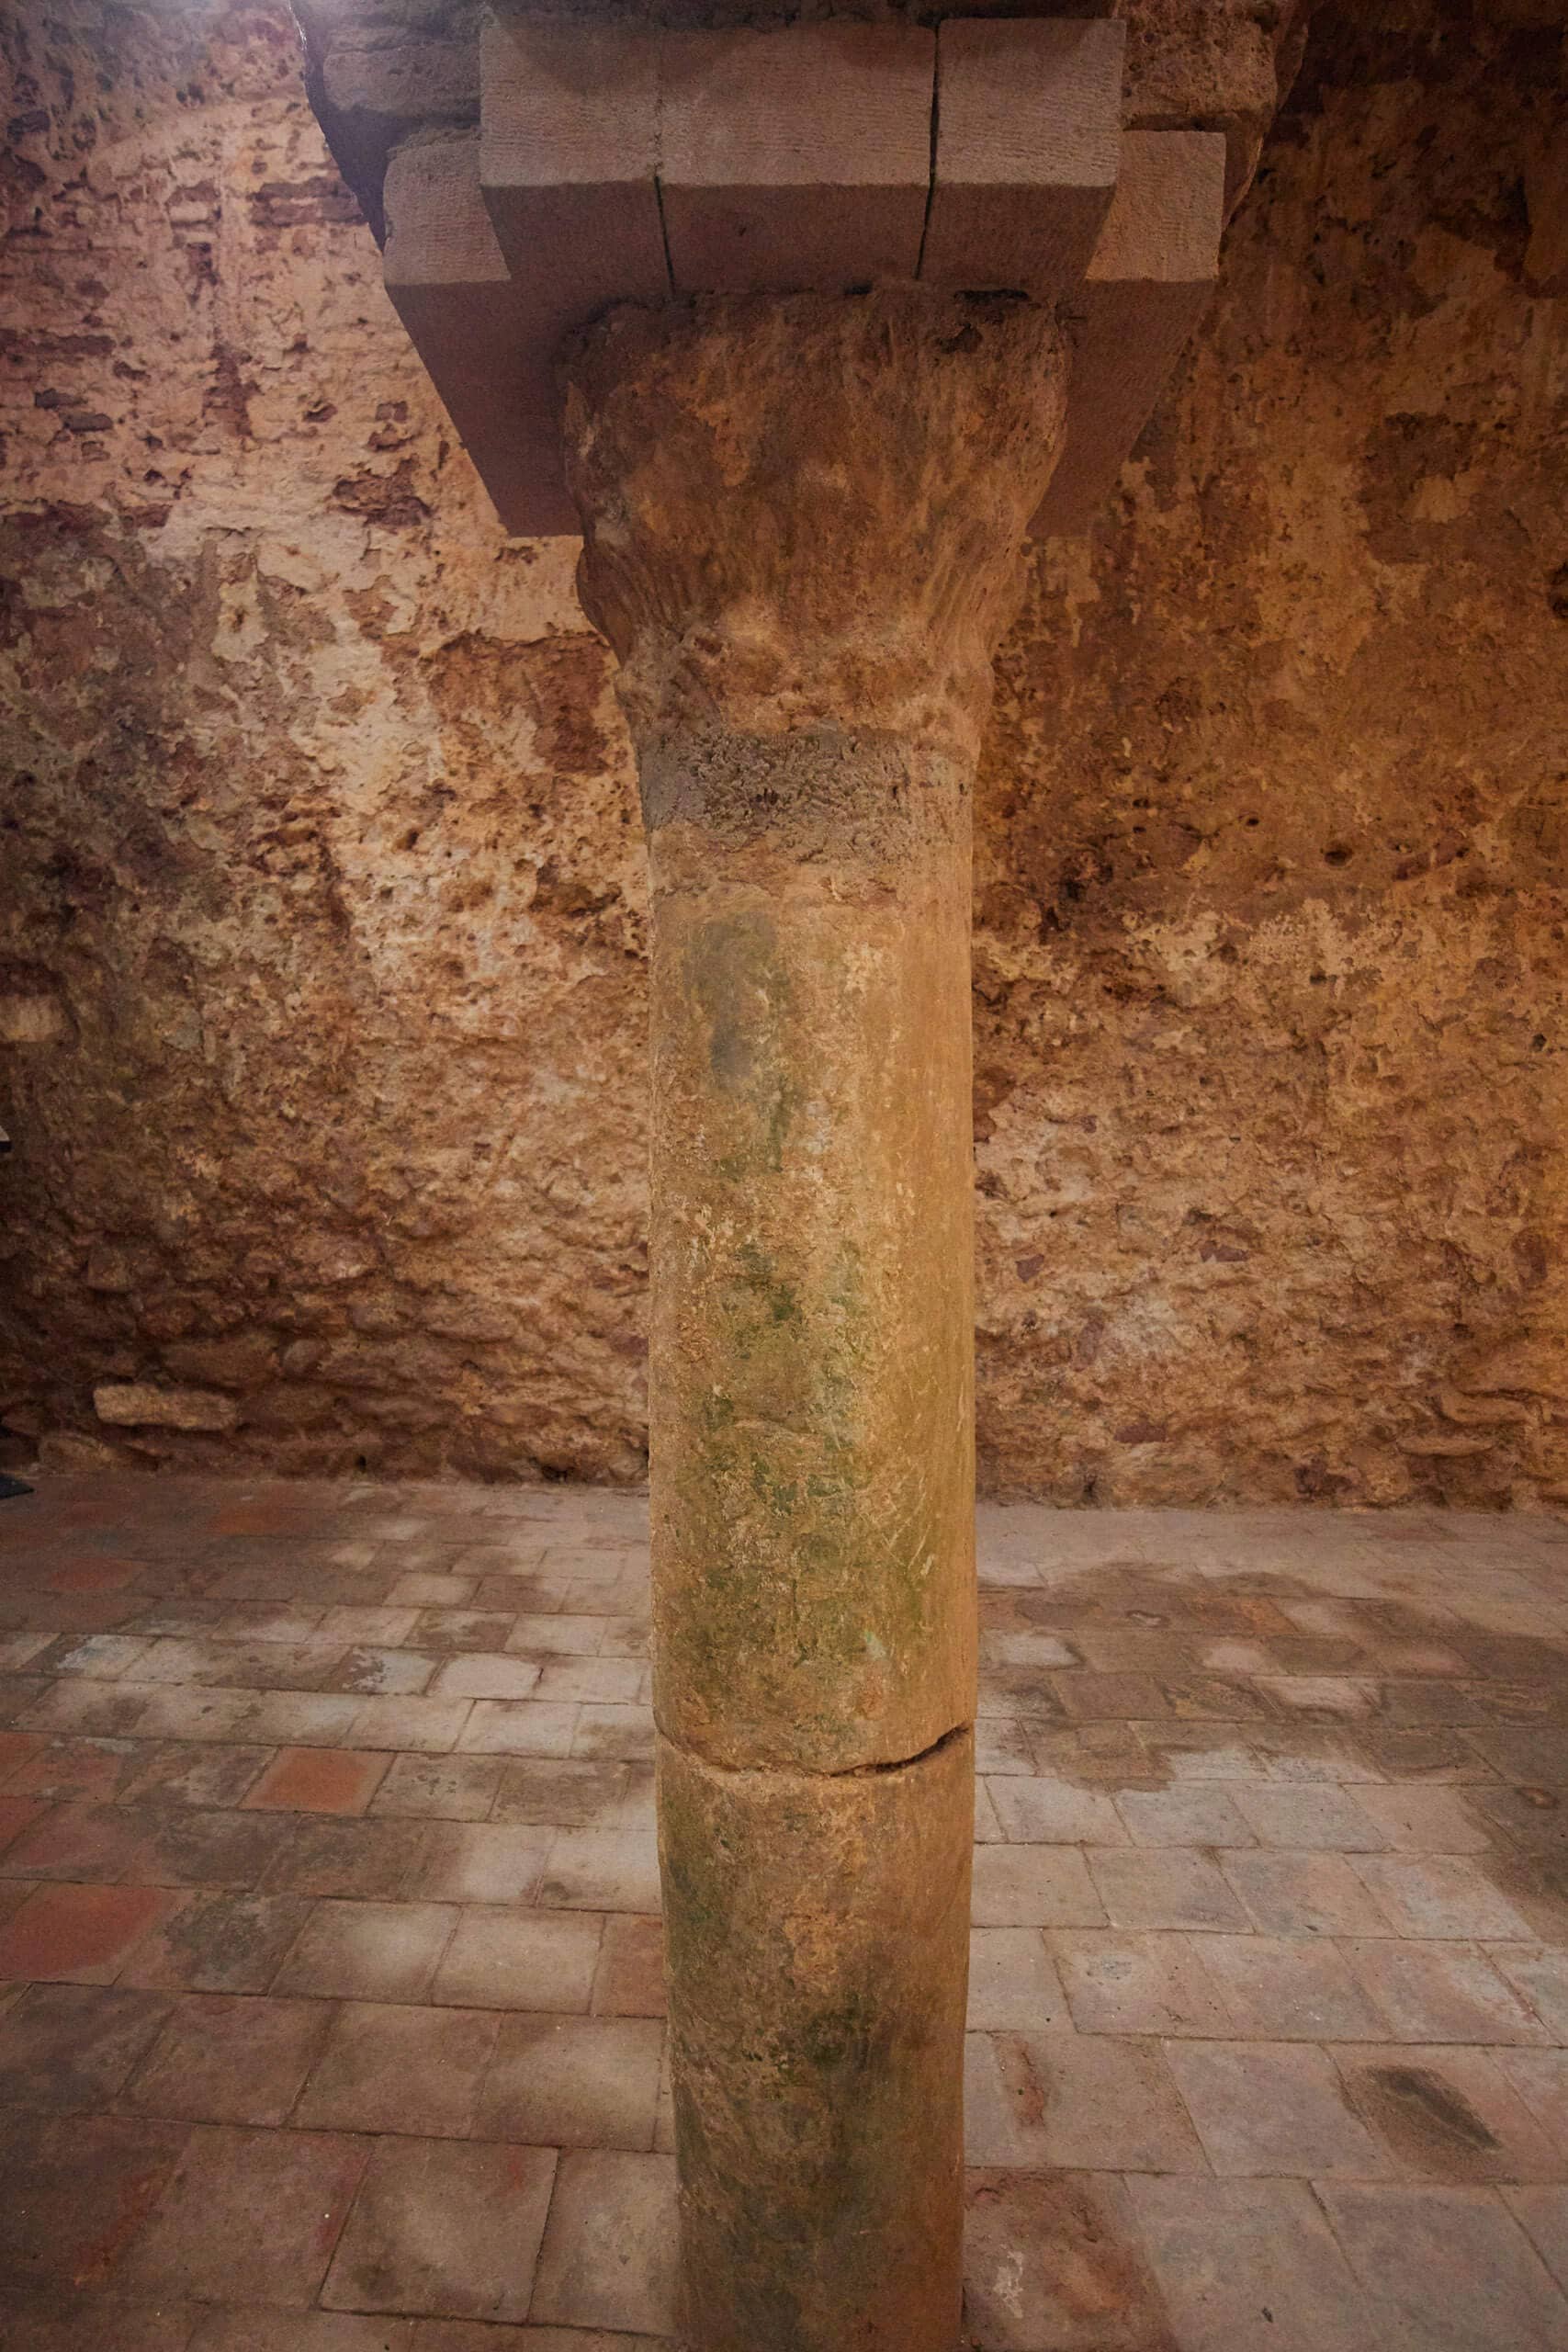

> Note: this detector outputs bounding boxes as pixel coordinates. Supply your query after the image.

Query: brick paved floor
[2,1477,1567,2348]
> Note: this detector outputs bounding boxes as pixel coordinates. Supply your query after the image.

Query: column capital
[562,287,1070,766]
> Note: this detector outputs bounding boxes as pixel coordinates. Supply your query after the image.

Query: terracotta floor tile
[0,2109,190,2297]
[1350,1855,1537,1939]
[964,2168,1179,2350]
[1352,1783,1492,1852]
[8,1478,1568,2348]
[1222,1849,1395,1938]
[477,2014,664,2149]
[0,1727,50,1783]
[1317,2181,1568,2351]
[487,1758,630,1832]
[388,1576,479,1609]
[1506,2185,1568,2296]
[17,1680,154,1736]
[976,1717,1038,1776]
[321,2136,556,2323]
[0,1981,172,2109]
[1336,2043,1563,2181]
[987,1775,1127,1845]
[970,1844,1105,1929]
[3,1801,157,1882]
[130,1688,256,1744]
[1199,1933,1388,2041]
[412,1821,551,1904]
[6,2291,199,2350]
[1229,1784,1390,1850]
[116,1890,314,1993]
[411,1611,516,1656]
[317,1606,422,1647]
[0,1881,184,1984]
[120,2123,368,2306]
[1343,1937,1551,2043]
[1494,2047,1568,2159]
[327,1646,439,1697]
[186,2310,417,2350]
[1164,2039,1391,2177]
[429,1655,542,1702]
[1114,1785,1258,1849]
[240,1694,369,1748]
[505,1612,606,1657]
[1052,1928,1233,2037]
[273,1897,457,2000]
[295,1999,500,2135]
[570,1703,656,1762]
[592,1913,667,2018]
[135,1807,294,1892]
[528,2149,679,2337]
[1089,1848,1250,1932]
[410,2324,641,2352]
[535,1828,661,1916]
[347,1697,475,1754]
[457,1702,581,1758]
[6,1737,146,1804]
[976,2028,1209,2172]
[1490,1944,1568,2039]
[1126,2174,1390,2352]
[122,1743,275,1811]
[262,1816,431,1900]
[369,1753,504,1820]
[127,1992,331,2124]
[242,1747,392,1816]
[0,1793,48,1856]
[432,1905,604,2011]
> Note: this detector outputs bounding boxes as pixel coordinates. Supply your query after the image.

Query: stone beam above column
[362,17,1226,537]
[1030,126,1227,536]
[659,26,934,294]
[920,18,1124,301]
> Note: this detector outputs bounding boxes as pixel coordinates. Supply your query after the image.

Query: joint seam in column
[655,1717,972,1781]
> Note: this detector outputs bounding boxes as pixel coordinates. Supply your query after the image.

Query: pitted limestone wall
[2,0,1565,1504]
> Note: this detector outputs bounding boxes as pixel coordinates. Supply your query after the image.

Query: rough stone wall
[1,0,1564,1503]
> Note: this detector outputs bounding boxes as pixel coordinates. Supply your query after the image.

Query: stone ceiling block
[1031,126,1226,536]
[658,25,934,295]
[480,22,671,316]
[921,17,1124,300]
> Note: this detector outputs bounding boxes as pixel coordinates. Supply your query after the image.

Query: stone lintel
[1031,127,1226,537]
[382,131,576,536]
[921,17,1124,300]
[659,25,933,294]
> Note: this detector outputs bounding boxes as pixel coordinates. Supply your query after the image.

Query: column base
[657,1726,974,2352]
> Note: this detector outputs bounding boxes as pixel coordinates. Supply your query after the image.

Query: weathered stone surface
[0,0,1563,1510]
[94,1384,240,1432]
[565,288,1058,2342]
[658,1729,972,2352]
[565,289,1067,1771]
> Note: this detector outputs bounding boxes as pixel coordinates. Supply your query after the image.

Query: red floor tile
[242,1747,392,1816]
[0,1882,186,1984]
[119,2123,369,2305]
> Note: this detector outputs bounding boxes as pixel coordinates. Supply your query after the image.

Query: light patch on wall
[0,991,68,1046]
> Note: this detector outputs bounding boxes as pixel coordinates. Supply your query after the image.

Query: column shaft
[563,287,1068,2352]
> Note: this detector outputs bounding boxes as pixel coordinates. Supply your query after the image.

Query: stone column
[563,288,1068,2352]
